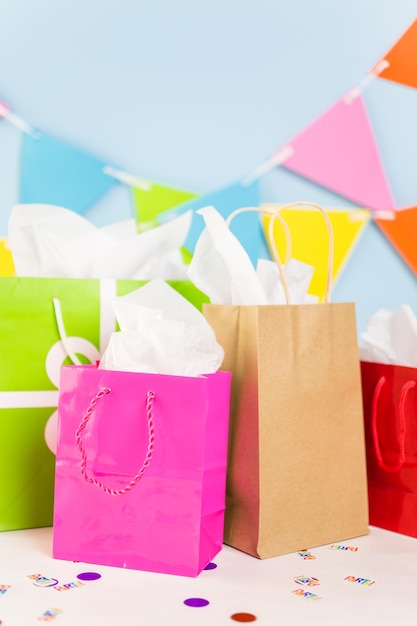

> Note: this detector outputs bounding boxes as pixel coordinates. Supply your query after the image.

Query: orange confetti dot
[231,613,257,622]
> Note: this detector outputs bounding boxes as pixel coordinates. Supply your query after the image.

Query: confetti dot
[77,572,101,581]
[231,613,257,622]
[184,597,209,607]
[204,562,217,570]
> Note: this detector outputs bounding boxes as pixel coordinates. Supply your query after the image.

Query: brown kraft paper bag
[203,203,369,558]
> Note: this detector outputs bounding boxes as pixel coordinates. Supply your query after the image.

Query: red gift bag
[361,360,417,537]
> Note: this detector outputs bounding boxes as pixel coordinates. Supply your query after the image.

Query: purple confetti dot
[204,562,217,570]
[77,572,101,581]
[184,597,209,607]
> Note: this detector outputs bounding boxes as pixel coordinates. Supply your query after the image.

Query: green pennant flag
[132,182,198,232]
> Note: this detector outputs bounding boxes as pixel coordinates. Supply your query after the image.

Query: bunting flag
[159,179,268,265]
[331,220,417,335]
[0,239,14,276]
[19,133,117,214]
[375,207,417,278]
[372,20,417,90]
[0,102,8,120]
[262,205,370,302]
[131,181,198,231]
[273,94,396,213]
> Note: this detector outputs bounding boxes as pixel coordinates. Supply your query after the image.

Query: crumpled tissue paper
[359,304,417,367]
[99,279,224,376]
[8,203,192,279]
[187,205,318,305]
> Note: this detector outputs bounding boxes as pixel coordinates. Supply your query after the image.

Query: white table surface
[1,525,416,625]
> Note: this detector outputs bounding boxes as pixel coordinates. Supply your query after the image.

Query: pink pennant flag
[0,101,10,120]
[272,93,396,212]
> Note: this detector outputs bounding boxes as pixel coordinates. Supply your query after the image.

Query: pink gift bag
[52,364,231,577]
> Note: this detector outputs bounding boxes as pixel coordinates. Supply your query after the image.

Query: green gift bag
[0,276,208,531]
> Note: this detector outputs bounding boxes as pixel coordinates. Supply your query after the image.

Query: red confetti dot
[231,613,257,622]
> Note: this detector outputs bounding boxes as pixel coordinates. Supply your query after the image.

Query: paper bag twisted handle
[371,376,416,472]
[75,388,156,496]
[226,202,334,304]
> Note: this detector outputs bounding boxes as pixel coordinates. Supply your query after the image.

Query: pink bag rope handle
[371,376,416,472]
[75,387,156,496]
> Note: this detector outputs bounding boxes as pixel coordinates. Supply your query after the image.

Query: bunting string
[0,18,416,280]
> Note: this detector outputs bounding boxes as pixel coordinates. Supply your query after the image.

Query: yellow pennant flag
[0,239,15,276]
[262,205,370,302]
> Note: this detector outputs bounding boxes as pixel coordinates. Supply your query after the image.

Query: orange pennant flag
[375,207,417,277]
[372,19,417,90]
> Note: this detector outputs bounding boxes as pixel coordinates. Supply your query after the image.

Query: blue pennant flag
[19,133,117,214]
[160,179,269,266]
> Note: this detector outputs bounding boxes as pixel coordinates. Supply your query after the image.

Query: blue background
[0,0,416,334]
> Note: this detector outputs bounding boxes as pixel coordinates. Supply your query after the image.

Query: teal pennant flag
[160,179,269,266]
[19,133,116,214]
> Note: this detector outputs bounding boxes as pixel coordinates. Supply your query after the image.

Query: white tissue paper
[359,305,417,367]
[256,258,318,305]
[187,205,317,305]
[99,279,224,376]
[8,203,192,279]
